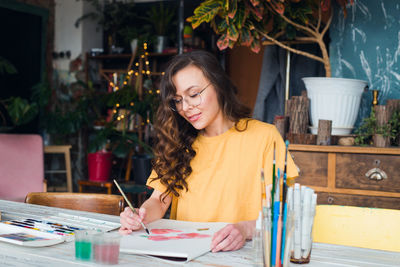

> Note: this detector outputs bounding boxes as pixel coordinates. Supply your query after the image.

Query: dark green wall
[0,0,48,133]
[330,0,400,126]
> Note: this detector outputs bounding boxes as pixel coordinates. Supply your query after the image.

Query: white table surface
[0,200,399,267]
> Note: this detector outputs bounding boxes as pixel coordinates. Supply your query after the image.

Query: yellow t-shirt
[147,119,298,223]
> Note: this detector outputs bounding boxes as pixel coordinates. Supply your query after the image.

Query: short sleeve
[146,170,167,193]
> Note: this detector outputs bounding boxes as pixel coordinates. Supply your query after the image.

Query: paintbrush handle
[113,179,149,233]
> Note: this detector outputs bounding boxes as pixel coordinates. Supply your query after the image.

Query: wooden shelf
[289,144,400,155]
[88,52,177,60]
[85,51,174,84]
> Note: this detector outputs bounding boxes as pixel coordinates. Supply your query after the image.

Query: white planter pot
[302,77,367,135]
[155,36,167,53]
[130,38,138,55]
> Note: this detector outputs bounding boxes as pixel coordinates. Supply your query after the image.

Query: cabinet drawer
[291,151,328,187]
[317,192,400,210]
[336,153,400,193]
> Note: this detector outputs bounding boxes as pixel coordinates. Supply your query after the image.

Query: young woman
[119,50,298,252]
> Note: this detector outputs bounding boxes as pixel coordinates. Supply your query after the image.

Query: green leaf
[285,24,297,40]
[0,56,17,75]
[227,23,239,41]
[31,82,51,108]
[113,141,131,158]
[247,3,263,21]
[217,19,228,33]
[74,12,100,28]
[6,97,38,126]
[234,1,247,29]
[228,39,235,49]
[228,0,237,19]
[270,1,285,15]
[224,0,229,11]
[240,27,253,46]
[249,0,260,7]
[141,2,176,35]
[244,19,255,31]
[250,36,261,53]
[189,0,224,29]
[217,34,230,50]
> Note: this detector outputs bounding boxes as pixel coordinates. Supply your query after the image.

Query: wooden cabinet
[289,144,400,210]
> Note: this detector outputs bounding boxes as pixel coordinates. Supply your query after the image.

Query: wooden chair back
[25,192,124,216]
[313,205,400,252]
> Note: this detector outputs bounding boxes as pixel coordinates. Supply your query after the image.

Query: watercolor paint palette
[45,213,120,232]
[0,213,120,247]
[0,222,65,247]
[1,218,80,240]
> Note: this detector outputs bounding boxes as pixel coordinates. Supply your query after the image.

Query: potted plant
[86,123,113,182]
[0,75,51,134]
[0,97,39,130]
[0,57,23,132]
[88,79,158,182]
[118,26,152,55]
[355,109,400,147]
[141,2,176,53]
[75,0,137,53]
[188,0,367,135]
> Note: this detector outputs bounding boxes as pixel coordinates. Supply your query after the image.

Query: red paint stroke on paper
[147,232,211,241]
[176,233,210,239]
[147,235,181,241]
[150,229,182,235]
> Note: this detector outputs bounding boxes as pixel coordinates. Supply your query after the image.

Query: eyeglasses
[169,83,211,112]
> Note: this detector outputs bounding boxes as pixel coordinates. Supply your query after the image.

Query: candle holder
[372,89,379,107]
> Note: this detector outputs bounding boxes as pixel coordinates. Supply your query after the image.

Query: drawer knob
[327,196,334,204]
[365,159,387,181]
[365,168,387,181]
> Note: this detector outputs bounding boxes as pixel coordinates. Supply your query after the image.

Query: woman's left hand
[210,220,255,252]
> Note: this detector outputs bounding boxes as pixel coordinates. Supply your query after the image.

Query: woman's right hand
[119,206,147,235]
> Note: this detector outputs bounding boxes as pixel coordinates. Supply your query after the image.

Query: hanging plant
[187,0,353,77]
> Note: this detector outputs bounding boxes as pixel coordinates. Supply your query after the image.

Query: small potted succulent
[355,109,400,148]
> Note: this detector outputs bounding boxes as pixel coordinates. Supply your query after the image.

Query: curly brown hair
[151,50,252,201]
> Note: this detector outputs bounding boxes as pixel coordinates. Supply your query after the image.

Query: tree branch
[317,4,322,32]
[321,10,332,37]
[257,29,325,64]
[294,37,318,42]
[266,3,317,37]
[272,31,285,40]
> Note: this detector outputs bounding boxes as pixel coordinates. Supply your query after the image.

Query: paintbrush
[271,142,276,209]
[261,169,267,212]
[282,140,289,205]
[113,179,150,235]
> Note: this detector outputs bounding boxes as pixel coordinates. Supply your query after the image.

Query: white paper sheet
[120,219,227,263]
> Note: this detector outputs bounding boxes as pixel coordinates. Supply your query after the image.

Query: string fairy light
[108,41,165,131]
